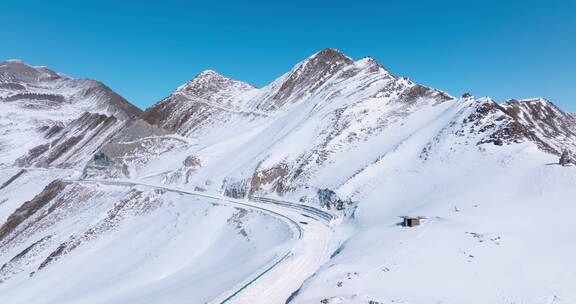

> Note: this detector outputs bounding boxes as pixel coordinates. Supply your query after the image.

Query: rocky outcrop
[255,48,354,111]
[0,169,26,190]
[15,112,125,168]
[317,188,356,215]
[0,235,52,282]
[0,180,67,246]
[183,155,201,168]
[4,93,66,103]
[559,150,575,166]
[461,98,576,155]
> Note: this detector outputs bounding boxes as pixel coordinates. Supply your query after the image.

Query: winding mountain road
[66,178,341,304]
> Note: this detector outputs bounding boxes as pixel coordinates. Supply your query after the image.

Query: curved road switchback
[66,178,341,304]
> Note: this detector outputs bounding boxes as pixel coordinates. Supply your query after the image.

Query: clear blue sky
[1,0,574,111]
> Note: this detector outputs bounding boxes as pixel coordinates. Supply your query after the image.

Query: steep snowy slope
[292,145,576,304]
[0,171,292,304]
[0,60,141,165]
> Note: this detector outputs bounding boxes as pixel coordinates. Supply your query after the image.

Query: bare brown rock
[0,169,26,190]
[249,165,289,196]
[0,180,67,245]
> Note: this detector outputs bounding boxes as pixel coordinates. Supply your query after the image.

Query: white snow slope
[2,49,576,304]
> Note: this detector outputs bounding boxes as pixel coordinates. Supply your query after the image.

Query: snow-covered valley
[1,49,576,304]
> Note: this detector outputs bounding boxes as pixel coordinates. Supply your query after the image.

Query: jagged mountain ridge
[128,48,576,202]
[143,48,576,157]
[4,49,575,227]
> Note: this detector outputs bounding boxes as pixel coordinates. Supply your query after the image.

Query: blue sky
[1,0,575,111]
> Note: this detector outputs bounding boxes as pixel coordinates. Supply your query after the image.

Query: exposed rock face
[0,180,67,246]
[317,188,357,215]
[4,93,66,103]
[559,150,575,166]
[183,155,201,168]
[249,165,289,196]
[255,48,354,111]
[0,235,52,281]
[498,98,576,154]
[0,169,27,190]
[223,179,250,199]
[15,112,126,168]
[422,96,576,159]
[0,60,60,83]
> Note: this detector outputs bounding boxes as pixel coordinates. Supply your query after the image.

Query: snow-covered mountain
[0,60,141,119]
[1,49,576,304]
[131,48,575,203]
[0,60,141,166]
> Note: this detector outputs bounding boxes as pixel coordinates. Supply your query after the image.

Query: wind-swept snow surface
[290,140,576,304]
[0,173,296,304]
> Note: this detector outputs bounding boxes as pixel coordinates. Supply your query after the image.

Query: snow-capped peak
[194,69,226,80]
[307,48,353,63]
[3,59,26,64]
[176,69,254,95]
[0,59,62,83]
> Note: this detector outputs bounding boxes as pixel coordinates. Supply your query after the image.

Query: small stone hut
[400,216,425,227]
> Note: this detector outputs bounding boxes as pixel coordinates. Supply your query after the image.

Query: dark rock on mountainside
[4,93,66,103]
[80,82,142,119]
[15,112,124,168]
[261,48,354,109]
[461,97,576,155]
[0,169,27,190]
[142,70,255,134]
[559,150,575,166]
[0,180,67,245]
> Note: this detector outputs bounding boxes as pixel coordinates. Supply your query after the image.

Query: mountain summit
[0,60,141,119]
